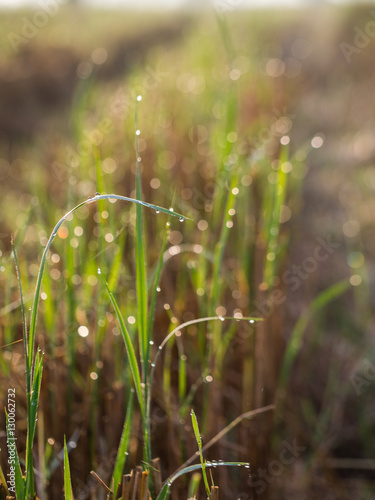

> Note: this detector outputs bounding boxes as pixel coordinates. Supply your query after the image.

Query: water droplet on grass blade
[166,221,170,227]
[149,340,154,345]
[219,316,225,322]
[249,319,255,324]
[136,129,141,136]
[137,95,142,101]
[155,210,160,214]
[156,286,161,292]
[95,192,100,196]
[97,268,101,275]
[179,217,184,222]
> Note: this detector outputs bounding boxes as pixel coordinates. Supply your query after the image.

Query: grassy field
[0,3,375,500]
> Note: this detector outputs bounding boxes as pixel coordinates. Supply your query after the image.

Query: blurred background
[0,1,375,499]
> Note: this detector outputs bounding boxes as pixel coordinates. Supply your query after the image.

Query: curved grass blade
[64,435,74,500]
[28,194,190,375]
[156,461,250,500]
[110,392,133,500]
[279,279,350,390]
[147,316,262,426]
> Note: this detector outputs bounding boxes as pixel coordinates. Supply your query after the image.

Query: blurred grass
[0,4,374,500]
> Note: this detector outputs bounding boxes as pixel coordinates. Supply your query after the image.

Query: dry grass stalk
[150,458,162,496]
[210,485,219,500]
[121,472,133,500]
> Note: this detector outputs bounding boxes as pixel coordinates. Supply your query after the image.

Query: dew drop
[136,129,141,136]
[179,217,184,222]
[156,286,161,292]
[137,95,142,101]
[158,346,163,351]
[249,319,255,324]
[166,222,170,227]
[155,210,160,214]
[87,196,93,200]
[97,268,101,275]
[149,340,154,346]
[125,451,129,455]
[95,192,100,196]
[169,207,174,212]
[151,363,155,368]
[137,156,142,162]
[219,316,225,322]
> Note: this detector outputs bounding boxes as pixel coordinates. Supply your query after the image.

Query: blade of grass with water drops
[190,409,210,497]
[134,99,149,383]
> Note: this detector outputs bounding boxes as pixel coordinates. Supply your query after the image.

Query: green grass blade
[263,145,289,286]
[147,217,170,341]
[209,173,239,333]
[279,279,351,390]
[29,350,43,445]
[187,473,201,499]
[102,276,144,418]
[135,162,149,382]
[111,392,133,500]
[134,98,149,383]
[190,409,210,497]
[64,436,74,500]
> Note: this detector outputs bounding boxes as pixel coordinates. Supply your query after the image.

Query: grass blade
[102,276,144,418]
[135,162,149,382]
[111,392,134,500]
[190,409,210,497]
[64,435,74,500]
[279,279,351,390]
[156,461,250,500]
